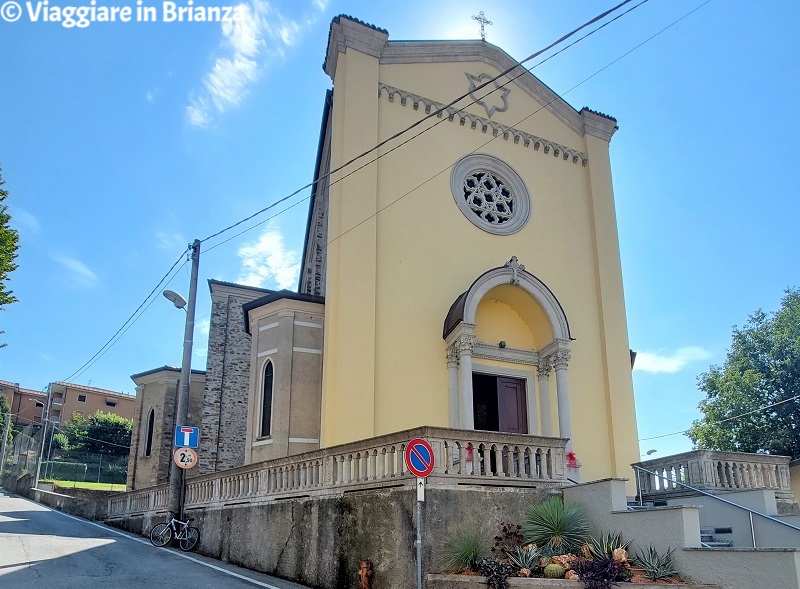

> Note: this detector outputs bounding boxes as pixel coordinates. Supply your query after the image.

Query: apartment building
[0,380,135,426]
[47,382,135,424]
[0,380,46,426]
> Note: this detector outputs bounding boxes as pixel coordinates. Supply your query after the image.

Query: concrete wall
[679,547,800,589]
[564,478,800,589]
[107,485,552,589]
[666,489,800,548]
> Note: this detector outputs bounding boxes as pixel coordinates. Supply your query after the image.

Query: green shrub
[524,497,590,553]
[439,528,485,573]
[636,546,678,581]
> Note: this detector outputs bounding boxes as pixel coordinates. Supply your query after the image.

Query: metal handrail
[632,464,800,548]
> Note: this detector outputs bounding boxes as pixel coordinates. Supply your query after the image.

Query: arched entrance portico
[443,257,573,446]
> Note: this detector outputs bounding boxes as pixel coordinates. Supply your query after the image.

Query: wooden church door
[497,377,528,434]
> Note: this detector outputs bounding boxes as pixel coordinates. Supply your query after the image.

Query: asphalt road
[0,489,311,589]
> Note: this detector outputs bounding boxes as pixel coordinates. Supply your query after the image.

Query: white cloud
[634,346,713,374]
[155,231,186,251]
[54,255,98,288]
[237,225,299,290]
[186,0,323,127]
[10,206,40,233]
[197,318,210,336]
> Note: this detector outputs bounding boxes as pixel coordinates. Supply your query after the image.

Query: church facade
[128,15,640,490]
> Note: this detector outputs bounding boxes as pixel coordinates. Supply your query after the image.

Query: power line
[209,0,710,297]
[639,394,800,442]
[198,0,646,247]
[56,0,702,381]
[321,0,713,256]
[61,248,190,383]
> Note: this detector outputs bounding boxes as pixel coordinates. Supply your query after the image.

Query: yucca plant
[439,528,486,573]
[636,546,678,581]
[524,497,590,553]
[505,544,541,571]
[585,531,632,560]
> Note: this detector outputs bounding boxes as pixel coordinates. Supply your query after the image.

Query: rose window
[463,171,514,225]
[450,154,530,235]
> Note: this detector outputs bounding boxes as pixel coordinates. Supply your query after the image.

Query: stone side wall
[107,485,551,589]
[200,283,267,474]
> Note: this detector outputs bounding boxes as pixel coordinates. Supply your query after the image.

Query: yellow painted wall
[320,39,640,485]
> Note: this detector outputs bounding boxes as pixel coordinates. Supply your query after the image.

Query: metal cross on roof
[472,11,493,41]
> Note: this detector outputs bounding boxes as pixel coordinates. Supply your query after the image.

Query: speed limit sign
[173,447,198,469]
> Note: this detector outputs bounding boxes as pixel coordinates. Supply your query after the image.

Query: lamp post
[166,239,201,518]
[33,387,52,489]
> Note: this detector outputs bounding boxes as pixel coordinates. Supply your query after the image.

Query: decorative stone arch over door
[443,257,574,445]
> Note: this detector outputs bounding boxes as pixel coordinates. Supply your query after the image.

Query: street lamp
[166,240,201,518]
[163,290,187,310]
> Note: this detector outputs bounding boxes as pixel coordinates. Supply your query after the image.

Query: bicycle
[149,512,200,551]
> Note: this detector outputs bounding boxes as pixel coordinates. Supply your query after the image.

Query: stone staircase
[700,527,734,548]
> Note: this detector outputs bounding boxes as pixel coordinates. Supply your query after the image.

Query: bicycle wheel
[179,527,199,551]
[149,523,172,547]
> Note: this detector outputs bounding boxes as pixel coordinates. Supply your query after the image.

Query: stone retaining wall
[106,484,552,589]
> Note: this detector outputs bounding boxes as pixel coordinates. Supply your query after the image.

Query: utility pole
[33,385,51,489]
[0,411,11,478]
[167,240,201,517]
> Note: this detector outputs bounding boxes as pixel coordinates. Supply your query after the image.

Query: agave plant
[523,497,590,553]
[439,528,486,573]
[636,546,679,581]
[505,544,541,571]
[584,531,632,560]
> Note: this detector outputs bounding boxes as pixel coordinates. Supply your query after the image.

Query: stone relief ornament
[466,72,510,118]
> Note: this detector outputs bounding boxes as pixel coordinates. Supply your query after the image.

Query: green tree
[0,393,13,448]
[84,411,132,456]
[0,167,19,309]
[687,289,800,458]
[61,413,89,452]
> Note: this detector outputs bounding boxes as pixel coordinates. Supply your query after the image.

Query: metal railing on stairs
[632,464,800,548]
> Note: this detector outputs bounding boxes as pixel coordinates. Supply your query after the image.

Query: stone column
[447,344,460,428]
[553,348,572,449]
[537,357,552,436]
[457,333,476,429]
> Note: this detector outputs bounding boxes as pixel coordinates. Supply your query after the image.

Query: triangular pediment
[324,16,617,141]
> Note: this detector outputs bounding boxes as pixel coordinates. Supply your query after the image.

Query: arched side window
[144,408,155,457]
[260,361,274,438]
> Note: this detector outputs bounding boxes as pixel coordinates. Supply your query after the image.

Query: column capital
[537,355,552,377]
[456,334,476,356]
[446,344,459,368]
[553,348,571,370]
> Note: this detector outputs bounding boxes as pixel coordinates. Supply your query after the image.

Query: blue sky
[1,0,798,459]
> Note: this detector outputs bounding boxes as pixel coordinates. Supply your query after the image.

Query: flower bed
[427,574,726,589]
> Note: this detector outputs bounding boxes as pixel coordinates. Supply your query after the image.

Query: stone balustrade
[109,426,567,517]
[633,450,791,499]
